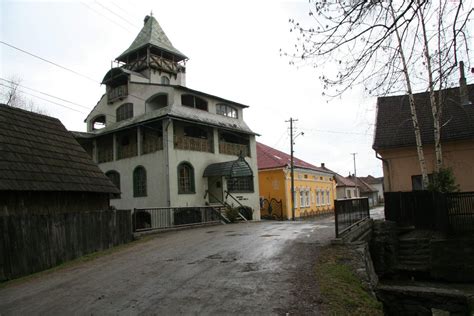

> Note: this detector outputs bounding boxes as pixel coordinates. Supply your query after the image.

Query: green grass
[315,246,383,315]
[0,234,158,289]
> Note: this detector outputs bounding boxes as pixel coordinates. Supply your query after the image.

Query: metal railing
[132,206,221,232]
[334,197,370,238]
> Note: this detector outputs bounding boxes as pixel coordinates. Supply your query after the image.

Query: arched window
[116,103,133,122]
[216,104,238,118]
[146,94,168,111]
[161,76,170,85]
[181,94,208,111]
[133,166,147,197]
[105,171,121,199]
[91,115,106,130]
[177,162,195,194]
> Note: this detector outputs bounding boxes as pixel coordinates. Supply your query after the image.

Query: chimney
[459,61,471,106]
[321,163,325,168]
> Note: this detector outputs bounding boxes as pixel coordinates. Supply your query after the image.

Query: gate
[260,198,283,220]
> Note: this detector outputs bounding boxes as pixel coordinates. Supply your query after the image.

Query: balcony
[219,141,249,157]
[174,135,213,153]
[142,136,163,154]
[107,85,128,104]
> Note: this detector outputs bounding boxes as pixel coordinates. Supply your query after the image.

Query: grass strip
[315,245,383,315]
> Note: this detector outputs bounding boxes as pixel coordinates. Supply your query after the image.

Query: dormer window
[181,94,208,111]
[91,115,106,130]
[217,104,238,118]
[161,76,170,85]
[116,103,133,122]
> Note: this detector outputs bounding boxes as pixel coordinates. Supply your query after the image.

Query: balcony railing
[98,148,113,163]
[107,85,128,103]
[219,141,249,156]
[174,136,213,153]
[142,136,163,154]
[117,144,137,160]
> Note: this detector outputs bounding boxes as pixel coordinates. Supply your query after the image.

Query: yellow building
[257,142,336,220]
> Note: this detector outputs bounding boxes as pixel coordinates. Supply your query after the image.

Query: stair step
[396,264,430,271]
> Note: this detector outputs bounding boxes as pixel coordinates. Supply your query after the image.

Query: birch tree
[287,0,472,188]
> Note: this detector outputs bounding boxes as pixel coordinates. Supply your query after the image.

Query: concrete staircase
[396,237,431,273]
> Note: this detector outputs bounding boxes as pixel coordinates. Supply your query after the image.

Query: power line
[93,1,140,29]
[80,1,134,34]
[0,41,98,84]
[300,127,373,136]
[0,83,87,114]
[0,78,91,110]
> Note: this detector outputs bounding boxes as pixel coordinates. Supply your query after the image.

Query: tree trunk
[390,3,430,188]
[417,0,443,172]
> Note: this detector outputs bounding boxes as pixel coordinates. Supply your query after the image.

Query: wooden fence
[0,209,132,281]
[384,191,474,234]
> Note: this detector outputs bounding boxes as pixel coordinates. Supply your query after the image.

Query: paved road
[370,205,385,220]
[0,217,336,315]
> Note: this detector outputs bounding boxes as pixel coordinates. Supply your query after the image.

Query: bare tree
[286,0,472,188]
[0,76,48,115]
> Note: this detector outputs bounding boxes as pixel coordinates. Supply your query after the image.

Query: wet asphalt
[0,217,336,315]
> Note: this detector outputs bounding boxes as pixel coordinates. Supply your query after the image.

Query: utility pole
[351,153,358,197]
[286,117,299,221]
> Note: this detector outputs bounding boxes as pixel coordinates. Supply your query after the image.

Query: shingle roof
[373,84,474,150]
[0,104,119,193]
[335,174,356,187]
[356,177,377,193]
[256,142,331,173]
[116,15,187,62]
[359,175,382,185]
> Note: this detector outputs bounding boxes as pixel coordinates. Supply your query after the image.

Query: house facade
[257,142,336,219]
[75,15,260,218]
[373,79,474,192]
[359,175,384,203]
[335,174,359,199]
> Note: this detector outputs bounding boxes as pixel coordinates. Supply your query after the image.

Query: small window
[178,162,195,194]
[411,174,434,191]
[105,171,121,199]
[161,76,170,85]
[326,190,330,205]
[133,166,147,197]
[216,104,238,118]
[116,103,133,122]
[181,94,208,111]
[227,176,254,193]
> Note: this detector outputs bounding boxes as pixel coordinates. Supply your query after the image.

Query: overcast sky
[0,0,428,178]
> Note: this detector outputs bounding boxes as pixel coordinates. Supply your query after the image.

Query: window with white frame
[299,189,304,208]
[321,190,325,205]
[327,190,330,205]
[305,189,310,207]
[316,190,320,206]
[311,191,315,204]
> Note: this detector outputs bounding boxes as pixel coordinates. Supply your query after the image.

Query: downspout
[375,152,391,192]
[164,118,172,207]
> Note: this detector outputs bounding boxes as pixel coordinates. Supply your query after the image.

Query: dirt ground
[0,217,336,315]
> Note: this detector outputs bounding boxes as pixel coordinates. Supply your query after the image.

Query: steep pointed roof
[116,15,187,62]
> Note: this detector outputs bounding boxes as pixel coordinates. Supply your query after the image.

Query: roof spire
[117,14,187,62]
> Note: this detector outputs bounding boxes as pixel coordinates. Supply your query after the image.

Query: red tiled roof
[256,142,328,173]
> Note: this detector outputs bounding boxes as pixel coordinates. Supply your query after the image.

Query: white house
[74,15,260,219]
